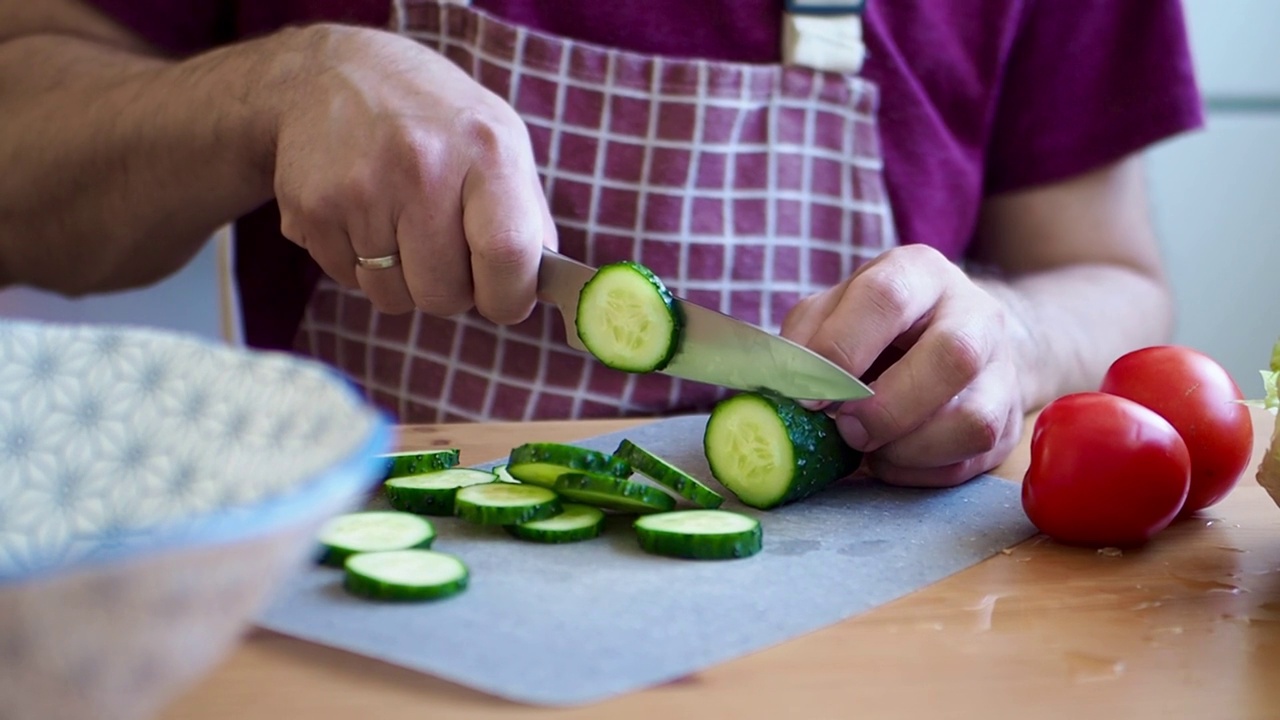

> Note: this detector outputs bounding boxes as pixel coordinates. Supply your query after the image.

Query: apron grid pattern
[297,0,898,424]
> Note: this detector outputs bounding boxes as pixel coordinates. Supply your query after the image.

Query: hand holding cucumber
[780,245,1024,489]
[271,25,556,324]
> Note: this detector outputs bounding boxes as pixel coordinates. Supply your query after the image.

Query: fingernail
[837,414,869,450]
[798,399,829,412]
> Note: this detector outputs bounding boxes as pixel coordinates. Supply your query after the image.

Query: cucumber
[552,471,677,514]
[575,260,683,373]
[384,468,498,515]
[492,463,520,483]
[613,439,724,509]
[506,442,632,489]
[316,511,436,567]
[343,549,469,601]
[380,449,460,479]
[703,391,862,509]
[453,482,562,525]
[505,503,606,543]
[634,509,763,560]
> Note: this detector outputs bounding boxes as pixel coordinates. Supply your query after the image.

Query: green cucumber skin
[383,485,458,516]
[504,521,602,544]
[574,260,684,373]
[634,523,763,560]
[318,535,433,568]
[381,449,460,479]
[454,496,563,526]
[553,472,677,514]
[342,565,468,602]
[506,443,632,488]
[613,439,725,509]
[705,392,862,510]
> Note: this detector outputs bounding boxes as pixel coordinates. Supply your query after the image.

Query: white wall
[1145,0,1280,392]
[0,226,240,344]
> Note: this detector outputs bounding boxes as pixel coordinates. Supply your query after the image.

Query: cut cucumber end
[317,511,436,566]
[704,395,797,508]
[343,549,468,601]
[634,509,763,560]
[704,392,861,510]
[575,260,682,373]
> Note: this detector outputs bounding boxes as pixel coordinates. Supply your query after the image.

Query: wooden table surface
[162,408,1280,720]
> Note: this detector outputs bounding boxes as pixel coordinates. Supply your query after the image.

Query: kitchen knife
[536,247,873,401]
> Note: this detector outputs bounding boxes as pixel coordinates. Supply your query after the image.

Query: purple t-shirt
[85,0,1204,351]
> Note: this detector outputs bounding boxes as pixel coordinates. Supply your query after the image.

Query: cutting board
[257,414,1037,706]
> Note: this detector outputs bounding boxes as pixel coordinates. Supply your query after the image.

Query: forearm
[979,263,1175,412]
[0,31,294,294]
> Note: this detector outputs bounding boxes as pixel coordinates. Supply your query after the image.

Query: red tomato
[1099,345,1253,514]
[1021,392,1190,547]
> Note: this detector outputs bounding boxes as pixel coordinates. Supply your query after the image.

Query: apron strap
[781,0,868,73]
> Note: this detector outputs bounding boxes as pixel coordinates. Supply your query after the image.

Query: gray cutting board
[257,414,1037,706]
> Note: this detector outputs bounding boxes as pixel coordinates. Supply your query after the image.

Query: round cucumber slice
[343,549,468,601]
[505,503,606,543]
[384,468,498,515]
[613,439,724,509]
[380,449,460,479]
[506,442,632,488]
[553,472,677,514]
[317,511,435,567]
[575,260,683,373]
[453,482,562,525]
[634,509,763,560]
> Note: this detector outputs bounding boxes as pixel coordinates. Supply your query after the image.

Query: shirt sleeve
[984,0,1205,194]
[80,0,234,56]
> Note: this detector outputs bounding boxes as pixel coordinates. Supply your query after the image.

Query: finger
[838,289,999,451]
[803,250,946,383]
[461,157,549,325]
[867,455,997,489]
[396,197,475,318]
[778,278,848,347]
[865,362,1021,470]
[350,205,415,315]
[280,212,358,289]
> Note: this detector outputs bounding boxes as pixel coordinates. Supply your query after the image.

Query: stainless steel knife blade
[536,247,873,401]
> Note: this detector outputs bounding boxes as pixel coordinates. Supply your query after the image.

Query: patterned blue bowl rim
[0,368,396,586]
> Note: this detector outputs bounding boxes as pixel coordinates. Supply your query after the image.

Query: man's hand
[780,156,1174,489]
[780,245,1025,488]
[273,25,556,324]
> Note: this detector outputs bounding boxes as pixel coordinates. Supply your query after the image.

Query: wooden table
[162,408,1280,720]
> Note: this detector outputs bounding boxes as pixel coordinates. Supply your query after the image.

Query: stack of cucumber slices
[317,437,766,603]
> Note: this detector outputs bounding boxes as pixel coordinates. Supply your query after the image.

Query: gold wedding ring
[355,253,401,270]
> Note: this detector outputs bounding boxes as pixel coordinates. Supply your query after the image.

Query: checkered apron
[295,0,898,423]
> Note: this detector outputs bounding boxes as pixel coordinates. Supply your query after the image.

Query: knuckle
[860,400,907,447]
[934,325,987,386]
[956,401,1004,455]
[336,166,379,208]
[473,228,539,271]
[453,105,523,162]
[859,270,913,320]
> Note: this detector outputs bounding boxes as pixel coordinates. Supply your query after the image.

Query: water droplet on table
[1065,651,1125,683]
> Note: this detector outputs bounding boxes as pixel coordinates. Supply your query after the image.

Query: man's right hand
[270,24,556,324]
